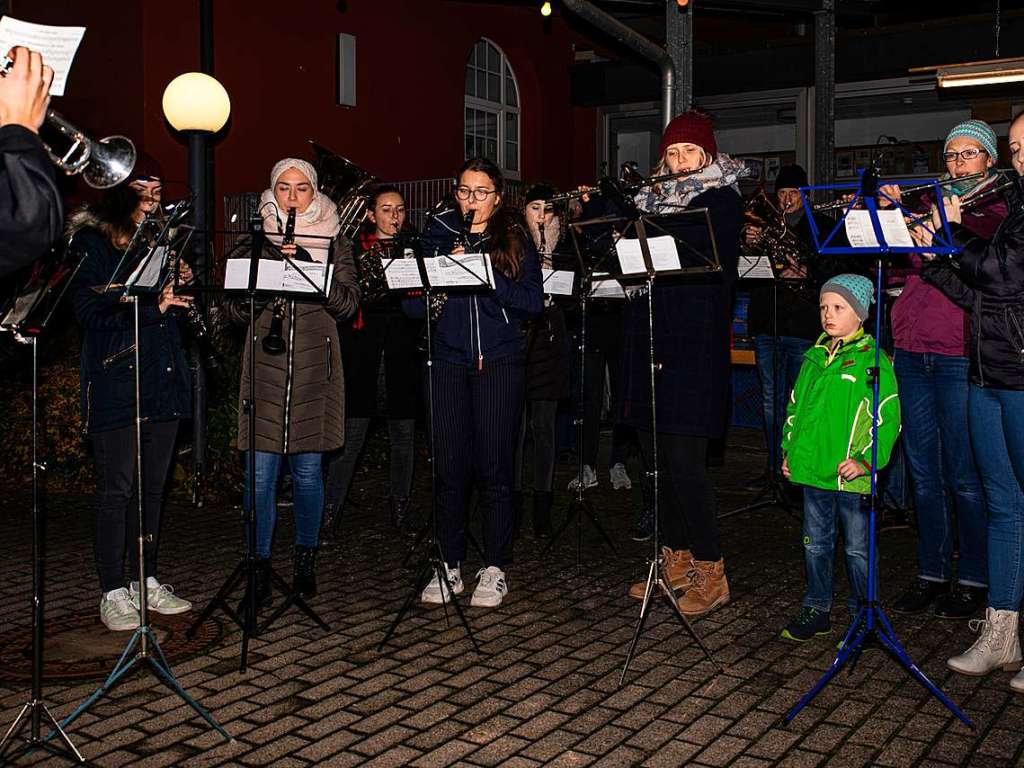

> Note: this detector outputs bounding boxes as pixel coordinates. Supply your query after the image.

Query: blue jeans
[801,487,875,614]
[754,334,812,471]
[968,385,1024,610]
[893,351,987,586]
[244,451,324,558]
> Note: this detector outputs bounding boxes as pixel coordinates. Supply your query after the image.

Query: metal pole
[813,0,835,193]
[665,0,693,116]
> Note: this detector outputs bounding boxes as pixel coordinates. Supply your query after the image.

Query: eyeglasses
[942,148,988,162]
[454,186,497,202]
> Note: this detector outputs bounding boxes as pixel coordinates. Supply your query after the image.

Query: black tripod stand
[380,260,480,653]
[541,263,617,565]
[608,214,722,685]
[0,338,84,765]
[186,217,329,672]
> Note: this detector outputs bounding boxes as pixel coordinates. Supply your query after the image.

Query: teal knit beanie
[821,274,874,321]
[944,119,998,161]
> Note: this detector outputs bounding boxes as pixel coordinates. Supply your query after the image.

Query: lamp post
[162,72,230,506]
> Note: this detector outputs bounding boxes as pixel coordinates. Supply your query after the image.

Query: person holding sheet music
[408,156,543,608]
[621,110,745,617]
[513,184,573,539]
[68,161,196,631]
[223,158,359,608]
[322,185,421,539]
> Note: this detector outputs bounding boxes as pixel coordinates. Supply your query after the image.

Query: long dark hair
[91,183,146,248]
[457,156,526,278]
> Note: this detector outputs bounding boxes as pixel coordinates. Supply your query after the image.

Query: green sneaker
[781,606,832,642]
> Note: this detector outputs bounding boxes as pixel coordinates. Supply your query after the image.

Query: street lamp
[161,71,230,506]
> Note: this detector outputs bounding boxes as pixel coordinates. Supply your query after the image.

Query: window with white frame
[464,38,520,178]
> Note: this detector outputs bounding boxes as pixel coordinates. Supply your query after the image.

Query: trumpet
[0,55,136,188]
[812,172,987,213]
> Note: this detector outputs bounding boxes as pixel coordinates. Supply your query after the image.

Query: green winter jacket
[781,328,900,494]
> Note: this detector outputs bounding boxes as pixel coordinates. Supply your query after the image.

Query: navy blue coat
[69,228,193,434]
[407,209,543,367]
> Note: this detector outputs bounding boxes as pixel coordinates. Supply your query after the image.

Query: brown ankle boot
[677,558,729,616]
[629,547,694,599]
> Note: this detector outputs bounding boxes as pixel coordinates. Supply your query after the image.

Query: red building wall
[26,1,599,213]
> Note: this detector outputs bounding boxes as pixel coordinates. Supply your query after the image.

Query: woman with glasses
[407,156,542,608]
[915,111,1024,690]
[889,120,1006,621]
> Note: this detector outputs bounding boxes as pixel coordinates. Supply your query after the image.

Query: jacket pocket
[1006,307,1024,364]
[326,336,333,381]
[102,344,135,370]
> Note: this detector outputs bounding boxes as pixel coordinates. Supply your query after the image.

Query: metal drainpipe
[562,0,675,128]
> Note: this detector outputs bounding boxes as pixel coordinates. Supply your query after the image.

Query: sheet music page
[843,209,915,249]
[738,254,775,279]
[589,273,625,299]
[1,286,43,327]
[0,17,86,96]
[384,260,423,289]
[125,246,167,290]
[424,253,494,288]
[614,239,646,274]
[615,235,680,274]
[281,261,331,293]
[541,268,574,296]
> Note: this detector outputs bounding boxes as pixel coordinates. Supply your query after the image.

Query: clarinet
[428,209,474,324]
[262,207,296,355]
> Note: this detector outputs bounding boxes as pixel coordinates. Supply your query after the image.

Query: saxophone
[741,191,811,278]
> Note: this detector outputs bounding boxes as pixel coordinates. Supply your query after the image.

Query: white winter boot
[1011,667,1024,693]
[947,607,1022,676]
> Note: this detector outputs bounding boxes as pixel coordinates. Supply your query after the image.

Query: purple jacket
[891,186,1007,356]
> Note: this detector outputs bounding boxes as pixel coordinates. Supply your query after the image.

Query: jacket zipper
[283,300,297,453]
[326,336,333,380]
[102,345,135,369]
[84,381,92,432]
[1005,306,1024,365]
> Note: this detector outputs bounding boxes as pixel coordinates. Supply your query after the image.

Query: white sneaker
[609,463,632,490]
[470,566,507,608]
[568,464,598,491]
[100,588,141,631]
[421,563,463,604]
[130,579,193,615]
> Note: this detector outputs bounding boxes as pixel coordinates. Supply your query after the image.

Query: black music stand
[55,222,231,745]
[185,219,330,672]
[601,209,723,686]
[379,247,496,653]
[540,222,618,567]
[0,248,87,765]
[723,254,801,521]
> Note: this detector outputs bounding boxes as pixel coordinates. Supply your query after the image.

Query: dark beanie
[524,183,556,204]
[658,110,717,160]
[130,151,164,183]
[773,164,808,193]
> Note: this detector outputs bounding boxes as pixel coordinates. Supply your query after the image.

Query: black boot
[532,491,553,538]
[319,503,340,547]
[293,546,318,599]
[390,496,412,532]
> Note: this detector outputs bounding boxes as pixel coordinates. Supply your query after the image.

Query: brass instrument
[262,207,296,355]
[310,141,376,240]
[741,191,811,277]
[0,53,134,188]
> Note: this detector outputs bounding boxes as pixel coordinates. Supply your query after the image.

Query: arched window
[464,38,520,178]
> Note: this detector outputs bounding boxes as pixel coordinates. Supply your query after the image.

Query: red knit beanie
[658,111,717,160]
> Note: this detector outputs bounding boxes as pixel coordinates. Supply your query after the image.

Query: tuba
[309,141,376,239]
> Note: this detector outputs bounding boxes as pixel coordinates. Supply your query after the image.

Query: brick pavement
[2,428,1023,767]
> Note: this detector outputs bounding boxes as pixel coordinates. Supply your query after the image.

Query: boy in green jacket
[780,274,901,641]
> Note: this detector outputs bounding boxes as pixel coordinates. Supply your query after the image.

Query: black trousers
[432,355,525,568]
[637,429,720,562]
[91,420,179,592]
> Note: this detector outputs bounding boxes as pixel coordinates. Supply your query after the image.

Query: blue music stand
[784,168,973,730]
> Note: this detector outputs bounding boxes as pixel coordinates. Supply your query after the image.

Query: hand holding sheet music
[0,17,86,97]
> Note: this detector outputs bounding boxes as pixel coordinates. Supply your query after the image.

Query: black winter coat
[69,228,192,434]
[923,179,1024,391]
[618,185,744,438]
[525,234,574,401]
[0,126,62,277]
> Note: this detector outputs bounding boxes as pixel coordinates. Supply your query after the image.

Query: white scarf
[634,153,751,213]
[259,158,341,263]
